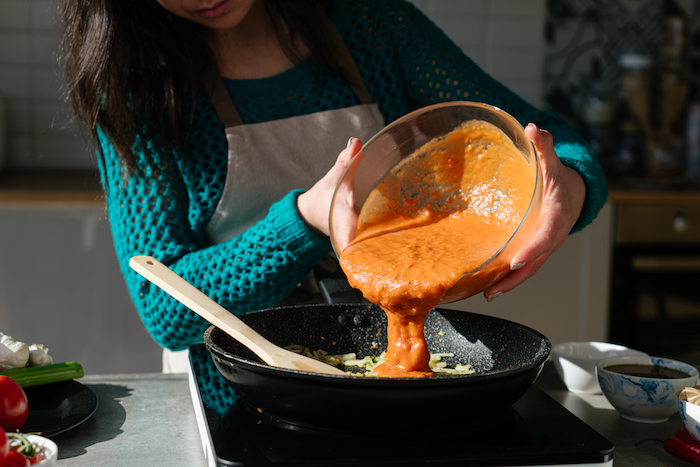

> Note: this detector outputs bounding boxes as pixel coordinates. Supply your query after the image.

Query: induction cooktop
[187,344,614,467]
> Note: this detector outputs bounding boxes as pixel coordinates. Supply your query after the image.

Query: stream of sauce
[339,120,535,377]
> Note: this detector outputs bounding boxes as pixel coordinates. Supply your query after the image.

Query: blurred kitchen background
[0,0,699,374]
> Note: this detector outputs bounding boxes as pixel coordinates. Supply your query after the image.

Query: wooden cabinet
[616,203,700,244]
[607,189,700,355]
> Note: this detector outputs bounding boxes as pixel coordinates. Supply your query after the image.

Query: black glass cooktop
[188,344,614,467]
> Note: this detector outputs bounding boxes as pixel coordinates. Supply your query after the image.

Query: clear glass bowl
[329,101,543,303]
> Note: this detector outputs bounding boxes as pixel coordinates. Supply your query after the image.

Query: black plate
[22,380,98,438]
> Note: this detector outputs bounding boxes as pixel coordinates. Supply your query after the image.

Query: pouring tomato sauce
[339,120,536,377]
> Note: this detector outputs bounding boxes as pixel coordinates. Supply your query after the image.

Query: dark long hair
[61,0,339,173]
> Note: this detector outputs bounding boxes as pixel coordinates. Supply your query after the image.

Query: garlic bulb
[28,344,53,367]
[0,333,29,370]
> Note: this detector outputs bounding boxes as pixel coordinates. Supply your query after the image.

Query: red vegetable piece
[1,450,30,467]
[0,376,29,432]
[665,437,700,467]
[0,430,8,459]
[676,426,700,446]
[26,452,44,466]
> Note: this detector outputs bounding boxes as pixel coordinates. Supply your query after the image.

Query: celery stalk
[0,362,84,387]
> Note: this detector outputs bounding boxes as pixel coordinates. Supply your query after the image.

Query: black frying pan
[204,303,550,434]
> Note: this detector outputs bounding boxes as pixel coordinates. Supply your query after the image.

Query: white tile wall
[0,0,91,170]
[0,0,546,171]
[411,0,546,106]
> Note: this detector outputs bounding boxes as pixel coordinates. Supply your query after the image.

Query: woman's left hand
[484,123,586,301]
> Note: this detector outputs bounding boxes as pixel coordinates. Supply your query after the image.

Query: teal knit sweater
[97,0,608,351]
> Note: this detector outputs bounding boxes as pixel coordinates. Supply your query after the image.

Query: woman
[61,0,607,369]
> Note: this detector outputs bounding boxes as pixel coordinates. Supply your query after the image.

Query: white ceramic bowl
[679,396,700,445]
[596,356,699,423]
[552,341,647,394]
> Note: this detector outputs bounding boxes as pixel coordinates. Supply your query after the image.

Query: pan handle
[129,255,347,375]
[313,256,364,304]
[318,278,364,304]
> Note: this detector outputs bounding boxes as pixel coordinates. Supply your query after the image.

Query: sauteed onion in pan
[286,344,476,376]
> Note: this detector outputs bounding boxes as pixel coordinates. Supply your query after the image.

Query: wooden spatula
[129,255,346,375]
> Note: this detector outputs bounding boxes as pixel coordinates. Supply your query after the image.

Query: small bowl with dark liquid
[596,356,698,423]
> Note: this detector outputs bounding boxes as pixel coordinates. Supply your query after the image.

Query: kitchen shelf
[0,169,103,207]
[609,188,700,205]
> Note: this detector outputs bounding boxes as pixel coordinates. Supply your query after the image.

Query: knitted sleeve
[337,0,608,232]
[96,129,331,351]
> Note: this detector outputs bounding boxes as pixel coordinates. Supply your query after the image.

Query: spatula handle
[129,255,278,364]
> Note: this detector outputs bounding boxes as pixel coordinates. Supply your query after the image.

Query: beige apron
[205,19,385,243]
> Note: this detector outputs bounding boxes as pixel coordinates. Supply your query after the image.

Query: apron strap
[204,73,244,128]
[317,9,374,106]
[205,9,373,127]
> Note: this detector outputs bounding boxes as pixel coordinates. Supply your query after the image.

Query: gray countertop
[50,361,698,467]
[52,373,206,467]
[537,362,696,467]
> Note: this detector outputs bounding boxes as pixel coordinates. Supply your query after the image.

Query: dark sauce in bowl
[604,364,690,379]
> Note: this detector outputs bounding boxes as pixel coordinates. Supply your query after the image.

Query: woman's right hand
[483,123,586,301]
[297,137,363,238]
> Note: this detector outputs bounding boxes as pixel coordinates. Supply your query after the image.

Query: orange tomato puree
[339,120,535,377]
